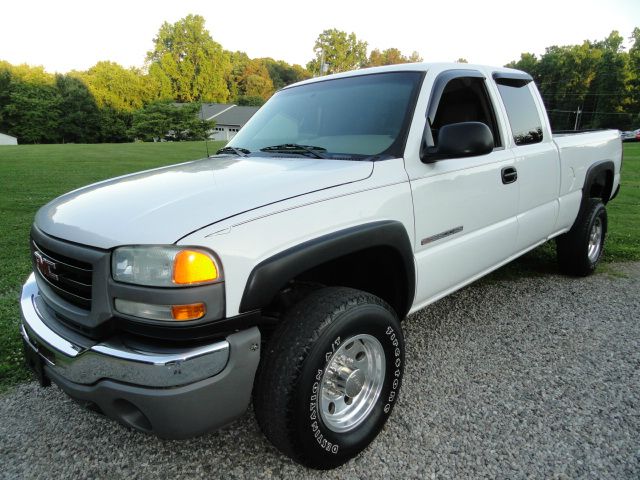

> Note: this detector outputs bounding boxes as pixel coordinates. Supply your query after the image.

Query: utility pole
[574,106,582,131]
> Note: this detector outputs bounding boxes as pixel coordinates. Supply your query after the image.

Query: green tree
[407,51,423,63]
[0,63,12,130]
[226,54,274,101]
[146,14,231,102]
[505,52,537,73]
[628,28,640,124]
[130,102,214,141]
[506,30,639,131]
[3,80,61,143]
[80,61,156,112]
[239,59,274,99]
[261,58,311,90]
[0,63,62,143]
[226,51,251,101]
[100,107,132,143]
[367,48,420,67]
[55,74,101,143]
[589,31,629,128]
[236,95,266,106]
[6,63,53,84]
[307,29,368,75]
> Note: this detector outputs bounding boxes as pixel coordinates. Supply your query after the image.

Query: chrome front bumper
[20,273,230,388]
[20,272,262,438]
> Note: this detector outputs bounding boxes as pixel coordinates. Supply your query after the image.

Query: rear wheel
[253,287,404,469]
[556,198,607,276]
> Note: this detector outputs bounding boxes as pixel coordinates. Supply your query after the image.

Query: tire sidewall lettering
[383,324,402,416]
[307,319,404,456]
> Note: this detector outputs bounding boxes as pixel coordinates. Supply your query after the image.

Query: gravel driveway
[2,262,639,479]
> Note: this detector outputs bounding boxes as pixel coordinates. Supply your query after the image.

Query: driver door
[406,70,519,307]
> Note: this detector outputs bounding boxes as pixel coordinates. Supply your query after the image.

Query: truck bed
[552,128,622,202]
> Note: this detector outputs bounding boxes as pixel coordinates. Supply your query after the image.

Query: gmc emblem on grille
[34,251,59,281]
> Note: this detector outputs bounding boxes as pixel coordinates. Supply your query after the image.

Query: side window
[431,77,501,148]
[496,83,543,146]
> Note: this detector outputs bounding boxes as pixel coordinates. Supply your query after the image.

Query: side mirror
[421,121,494,163]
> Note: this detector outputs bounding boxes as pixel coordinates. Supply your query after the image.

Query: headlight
[112,246,221,287]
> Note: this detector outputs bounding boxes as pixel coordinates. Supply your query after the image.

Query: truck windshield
[227,71,423,159]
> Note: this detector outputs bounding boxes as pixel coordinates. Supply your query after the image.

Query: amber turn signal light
[173,250,218,285]
[171,303,206,321]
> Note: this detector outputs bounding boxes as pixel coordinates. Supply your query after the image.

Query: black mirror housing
[421,121,494,163]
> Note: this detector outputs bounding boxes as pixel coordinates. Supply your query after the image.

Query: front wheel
[556,198,607,276]
[253,287,404,469]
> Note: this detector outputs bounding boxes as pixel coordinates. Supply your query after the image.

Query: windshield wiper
[216,146,250,157]
[260,144,327,159]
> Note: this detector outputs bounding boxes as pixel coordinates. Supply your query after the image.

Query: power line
[530,72,631,85]
[540,92,631,96]
[546,109,636,116]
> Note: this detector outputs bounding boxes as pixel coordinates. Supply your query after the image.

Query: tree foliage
[0,63,12,127]
[506,30,639,130]
[100,107,132,143]
[146,14,231,103]
[0,20,427,144]
[129,102,214,142]
[367,48,422,67]
[3,80,61,144]
[261,58,311,90]
[236,95,266,106]
[2,16,637,144]
[307,29,368,75]
[0,64,66,143]
[78,61,157,112]
[237,59,275,99]
[56,74,101,143]
[629,28,640,125]
[0,15,312,143]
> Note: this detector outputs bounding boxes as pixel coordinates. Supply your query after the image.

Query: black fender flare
[239,220,416,317]
[582,160,614,209]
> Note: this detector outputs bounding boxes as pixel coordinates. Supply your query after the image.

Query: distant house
[200,104,260,141]
[0,133,17,145]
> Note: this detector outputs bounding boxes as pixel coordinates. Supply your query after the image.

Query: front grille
[32,240,93,310]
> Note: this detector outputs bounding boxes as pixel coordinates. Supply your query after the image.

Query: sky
[1,0,639,73]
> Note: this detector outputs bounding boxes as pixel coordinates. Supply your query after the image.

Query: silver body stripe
[421,226,464,245]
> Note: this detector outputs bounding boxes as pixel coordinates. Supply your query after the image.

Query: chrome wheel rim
[587,217,603,262]
[319,334,385,433]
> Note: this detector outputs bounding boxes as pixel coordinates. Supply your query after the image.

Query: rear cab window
[493,72,543,146]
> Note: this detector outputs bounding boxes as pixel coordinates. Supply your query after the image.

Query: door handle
[501,166,518,184]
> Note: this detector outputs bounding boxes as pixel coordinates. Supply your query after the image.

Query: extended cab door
[405,69,519,307]
[492,73,561,251]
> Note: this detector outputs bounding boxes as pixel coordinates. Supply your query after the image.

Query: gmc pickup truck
[21,63,622,469]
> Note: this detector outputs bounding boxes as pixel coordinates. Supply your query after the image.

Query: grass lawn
[0,141,638,390]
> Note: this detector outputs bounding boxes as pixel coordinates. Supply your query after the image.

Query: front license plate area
[23,338,51,387]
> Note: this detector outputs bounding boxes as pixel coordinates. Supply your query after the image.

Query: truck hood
[35,156,373,249]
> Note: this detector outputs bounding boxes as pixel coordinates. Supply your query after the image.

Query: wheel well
[588,169,613,204]
[240,221,415,319]
[268,246,411,320]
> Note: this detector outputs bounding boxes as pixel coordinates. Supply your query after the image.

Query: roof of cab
[284,62,528,90]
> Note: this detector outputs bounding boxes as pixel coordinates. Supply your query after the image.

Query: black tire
[253,287,404,469]
[556,198,607,276]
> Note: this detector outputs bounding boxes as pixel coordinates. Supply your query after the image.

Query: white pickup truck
[21,63,622,469]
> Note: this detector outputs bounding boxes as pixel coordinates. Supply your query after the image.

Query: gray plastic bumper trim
[43,326,262,439]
